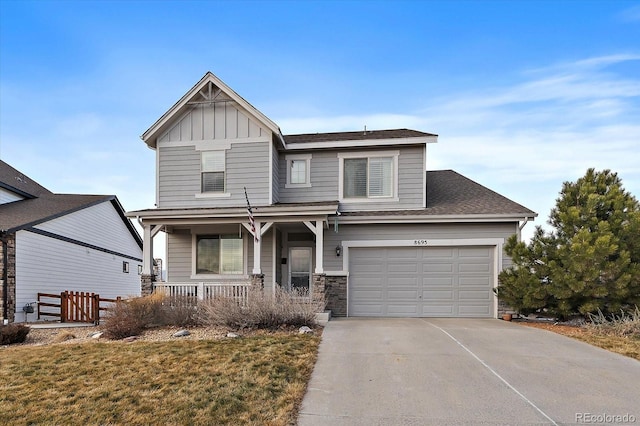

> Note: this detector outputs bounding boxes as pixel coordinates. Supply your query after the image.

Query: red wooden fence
[37,291,121,324]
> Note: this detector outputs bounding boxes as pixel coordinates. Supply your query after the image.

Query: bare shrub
[586,307,640,338]
[103,293,201,339]
[199,287,324,330]
[0,323,30,345]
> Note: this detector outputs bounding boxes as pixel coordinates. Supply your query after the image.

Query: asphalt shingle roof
[0,160,52,198]
[341,170,536,217]
[283,128,436,144]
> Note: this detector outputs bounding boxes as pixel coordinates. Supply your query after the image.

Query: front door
[289,247,312,295]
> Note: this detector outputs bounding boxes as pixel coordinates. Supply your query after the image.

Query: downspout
[1,232,8,323]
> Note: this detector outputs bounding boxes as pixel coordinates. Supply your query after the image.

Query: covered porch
[126,202,339,304]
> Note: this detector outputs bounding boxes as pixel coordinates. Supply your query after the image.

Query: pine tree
[498,169,640,318]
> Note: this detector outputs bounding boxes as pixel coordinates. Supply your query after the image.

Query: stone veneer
[312,274,327,310]
[0,234,16,323]
[325,274,347,317]
[140,274,155,296]
[251,274,265,289]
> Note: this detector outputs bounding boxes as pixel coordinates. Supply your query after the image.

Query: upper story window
[196,234,244,275]
[201,151,225,193]
[339,151,399,201]
[285,154,312,188]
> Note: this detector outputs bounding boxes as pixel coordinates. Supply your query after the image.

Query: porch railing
[154,281,251,306]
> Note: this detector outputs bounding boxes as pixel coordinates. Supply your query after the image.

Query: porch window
[343,156,393,198]
[196,235,243,274]
[201,151,225,193]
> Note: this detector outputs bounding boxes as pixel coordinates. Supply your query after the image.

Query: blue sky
[1,0,639,247]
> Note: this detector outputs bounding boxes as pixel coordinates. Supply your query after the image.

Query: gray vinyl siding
[322,222,517,271]
[272,143,280,203]
[157,141,270,208]
[278,146,425,211]
[278,151,338,203]
[0,187,24,204]
[166,226,274,293]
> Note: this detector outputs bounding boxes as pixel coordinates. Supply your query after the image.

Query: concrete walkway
[298,318,640,425]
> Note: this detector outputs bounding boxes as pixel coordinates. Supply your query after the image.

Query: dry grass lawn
[519,322,640,361]
[0,333,320,425]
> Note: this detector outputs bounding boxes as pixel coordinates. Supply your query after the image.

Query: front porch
[130,202,340,312]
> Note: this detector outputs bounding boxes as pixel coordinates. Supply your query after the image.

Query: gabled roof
[340,170,537,220]
[0,160,52,198]
[0,161,143,248]
[141,71,285,149]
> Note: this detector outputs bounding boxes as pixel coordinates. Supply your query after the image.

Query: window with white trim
[342,154,395,198]
[285,154,312,188]
[201,151,225,193]
[196,235,243,275]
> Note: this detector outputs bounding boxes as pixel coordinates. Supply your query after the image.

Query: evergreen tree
[498,169,640,318]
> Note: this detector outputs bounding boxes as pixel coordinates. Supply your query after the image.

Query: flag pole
[244,187,259,243]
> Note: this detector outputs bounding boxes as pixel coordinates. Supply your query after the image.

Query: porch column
[315,220,324,274]
[252,221,262,274]
[142,224,154,276]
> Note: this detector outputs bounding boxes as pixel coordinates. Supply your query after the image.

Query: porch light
[336,245,342,257]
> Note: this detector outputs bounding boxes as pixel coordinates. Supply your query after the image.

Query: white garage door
[349,246,495,317]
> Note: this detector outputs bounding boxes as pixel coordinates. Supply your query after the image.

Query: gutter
[1,231,8,323]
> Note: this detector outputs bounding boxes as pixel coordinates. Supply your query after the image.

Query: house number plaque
[413,240,429,245]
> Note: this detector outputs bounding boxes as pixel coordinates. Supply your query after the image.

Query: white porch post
[315,220,324,274]
[142,224,154,275]
[253,221,262,274]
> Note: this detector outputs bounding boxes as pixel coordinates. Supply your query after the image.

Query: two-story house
[127,72,536,318]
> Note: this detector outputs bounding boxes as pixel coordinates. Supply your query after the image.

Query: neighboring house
[128,72,536,318]
[0,160,143,323]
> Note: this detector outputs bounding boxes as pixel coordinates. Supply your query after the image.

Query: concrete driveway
[298,318,640,426]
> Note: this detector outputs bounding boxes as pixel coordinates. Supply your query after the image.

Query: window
[343,156,394,198]
[290,160,307,184]
[196,235,243,275]
[122,261,129,273]
[201,151,225,193]
[285,154,311,187]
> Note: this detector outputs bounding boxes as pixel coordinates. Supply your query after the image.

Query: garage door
[349,246,494,317]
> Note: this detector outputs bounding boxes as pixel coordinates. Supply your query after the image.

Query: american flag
[244,187,259,243]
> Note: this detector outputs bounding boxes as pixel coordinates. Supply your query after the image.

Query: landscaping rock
[90,331,104,339]
[226,332,240,338]
[173,329,191,337]
[298,326,314,335]
[122,336,139,343]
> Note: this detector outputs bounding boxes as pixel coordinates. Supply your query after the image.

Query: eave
[285,135,438,151]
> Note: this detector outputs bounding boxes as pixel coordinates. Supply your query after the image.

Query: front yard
[0,331,320,425]
[519,321,640,361]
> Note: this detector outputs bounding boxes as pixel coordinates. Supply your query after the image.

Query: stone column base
[141,274,156,296]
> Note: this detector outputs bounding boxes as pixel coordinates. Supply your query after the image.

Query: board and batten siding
[157,141,271,208]
[14,230,142,320]
[277,145,425,211]
[34,201,142,258]
[0,187,24,204]
[158,103,264,143]
[322,222,519,272]
[272,143,280,203]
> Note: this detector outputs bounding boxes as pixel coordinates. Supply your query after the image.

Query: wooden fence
[37,291,121,324]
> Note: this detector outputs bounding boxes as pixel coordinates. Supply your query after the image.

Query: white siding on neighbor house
[34,201,142,258]
[277,145,425,211]
[14,230,142,321]
[322,222,518,272]
[158,103,264,143]
[157,141,271,208]
[0,187,24,204]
